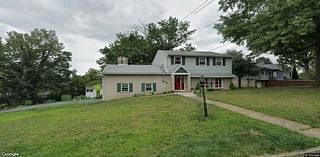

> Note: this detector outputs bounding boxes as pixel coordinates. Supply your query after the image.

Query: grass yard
[0,95,319,157]
[205,87,320,128]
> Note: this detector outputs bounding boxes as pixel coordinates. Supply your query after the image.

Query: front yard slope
[0,95,319,157]
[205,87,320,128]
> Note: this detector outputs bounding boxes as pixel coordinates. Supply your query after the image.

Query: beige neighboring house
[102,50,235,100]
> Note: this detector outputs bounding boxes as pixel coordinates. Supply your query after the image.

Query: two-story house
[102,50,235,100]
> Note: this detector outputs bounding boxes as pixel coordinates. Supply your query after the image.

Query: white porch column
[187,74,191,91]
[171,73,175,91]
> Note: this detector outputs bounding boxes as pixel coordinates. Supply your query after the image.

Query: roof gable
[174,66,189,73]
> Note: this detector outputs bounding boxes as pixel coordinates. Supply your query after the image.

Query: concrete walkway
[177,92,320,156]
[177,92,320,139]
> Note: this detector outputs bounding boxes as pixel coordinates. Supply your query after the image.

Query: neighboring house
[233,64,292,88]
[255,64,291,81]
[102,50,235,100]
[85,86,97,98]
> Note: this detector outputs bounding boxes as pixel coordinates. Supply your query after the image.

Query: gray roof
[258,64,282,70]
[160,50,232,58]
[103,65,166,75]
[103,64,235,77]
[168,65,235,78]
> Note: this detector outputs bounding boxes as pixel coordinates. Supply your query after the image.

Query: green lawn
[205,87,320,128]
[0,95,319,157]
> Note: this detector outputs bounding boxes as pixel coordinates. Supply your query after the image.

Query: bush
[61,94,72,101]
[229,82,235,90]
[206,89,214,92]
[24,100,33,106]
[96,95,102,99]
[0,103,9,109]
[134,93,145,97]
[95,84,101,97]
[74,95,88,100]
[44,99,56,103]
[195,83,200,91]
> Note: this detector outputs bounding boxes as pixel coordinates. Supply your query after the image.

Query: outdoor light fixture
[200,75,208,117]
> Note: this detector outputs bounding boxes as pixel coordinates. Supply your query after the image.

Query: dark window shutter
[153,83,157,92]
[207,57,210,65]
[171,56,174,65]
[129,83,133,92]
[117,83,121,92]
[196,57,199,65]
[182,56,186,65]
[223,58,226,66]
[141,83,145,92]
[213,57,216,66]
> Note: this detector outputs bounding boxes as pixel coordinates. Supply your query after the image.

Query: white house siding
[232,78,256,88]
[190,78,232,90]
[102,75,172,100]
[166,57,233,74]
[85,87,97,98]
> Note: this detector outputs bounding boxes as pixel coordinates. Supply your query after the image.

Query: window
[214,78,222,88]
[216,58,222,66]
[175,56,182,64]
[204,78,223,89]
[86,89,93,93]
[199,57,206,65]
[145,83,152,92]
[121,83,129,92]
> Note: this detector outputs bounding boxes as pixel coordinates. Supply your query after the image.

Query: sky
[0,0,275,74]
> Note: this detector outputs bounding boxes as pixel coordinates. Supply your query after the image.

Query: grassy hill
[0,95,318,157]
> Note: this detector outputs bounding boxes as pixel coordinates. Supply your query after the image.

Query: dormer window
[175,56,182,64]
[199,57,206,65]
[216,57,222,66]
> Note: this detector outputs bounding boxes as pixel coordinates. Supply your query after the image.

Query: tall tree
[277,50,314,80]
[179,43,196,51]
[0,29,72,106]
[227,50,258,88]
[97,17,195,68]
[215,0,320,85]
[256,57,272,64]
[69,70,86,97]
[292,67,299,80]
[83,68,102,85]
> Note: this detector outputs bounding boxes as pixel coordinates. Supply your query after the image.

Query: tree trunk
[315,40,320,86]
[238,76,242,88]
[304,65,310,80]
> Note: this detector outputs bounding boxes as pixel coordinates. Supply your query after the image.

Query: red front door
[174,76,185,90]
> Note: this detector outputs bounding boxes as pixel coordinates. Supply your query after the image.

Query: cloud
[0,0,276,74]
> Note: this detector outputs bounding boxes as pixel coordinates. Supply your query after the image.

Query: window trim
[215,57,223,66]
[174,56,182,65]
[145,83,153,92]
[204,78,223,89]
[121,83,129,92]
[199,57,206,65]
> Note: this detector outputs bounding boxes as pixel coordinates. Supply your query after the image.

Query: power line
[182,0,210,21]
[211,43,233,51]
[193,0,215,15]
[196,21,216,31]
